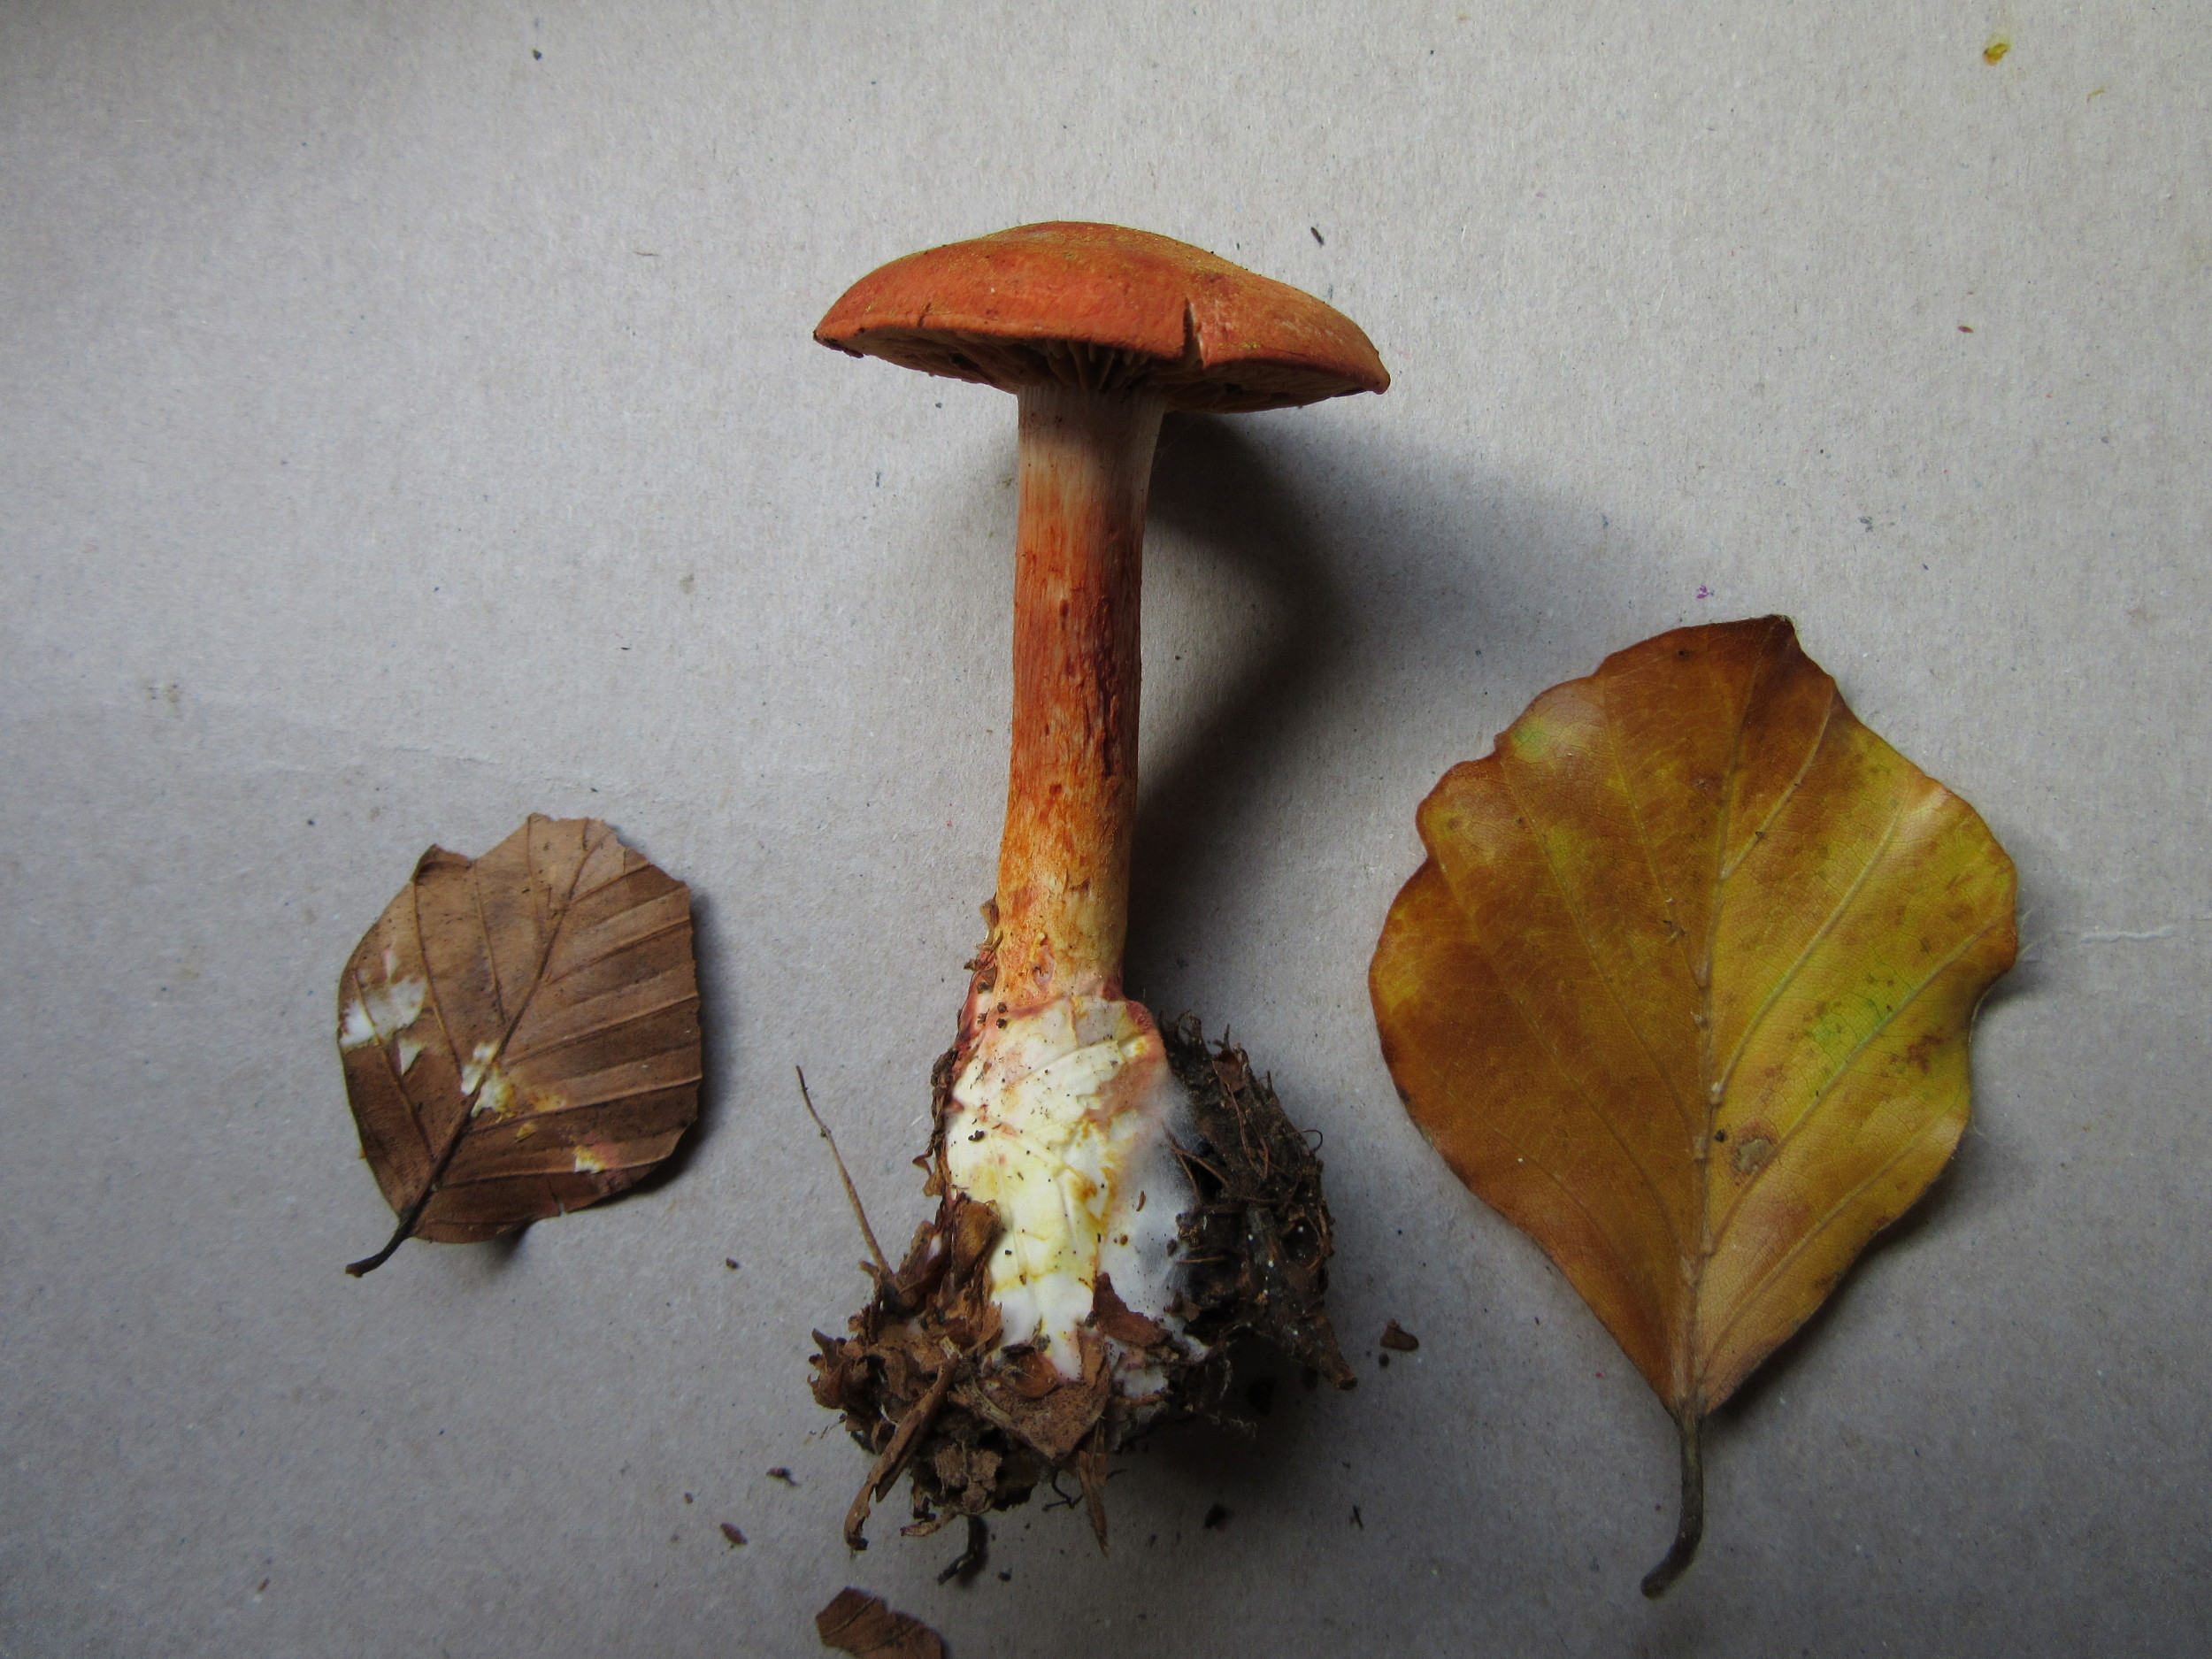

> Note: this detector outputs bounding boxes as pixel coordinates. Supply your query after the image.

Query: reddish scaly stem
[987,382,1166,1010]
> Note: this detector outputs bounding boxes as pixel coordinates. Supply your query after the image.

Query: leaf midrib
[1495,761,1691,1246]
[1681,624,1781,1410]
[405,822,610,1207]
[1659,637,1968,1403]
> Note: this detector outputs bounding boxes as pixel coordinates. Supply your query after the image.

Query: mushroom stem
[989,382,1167,1010]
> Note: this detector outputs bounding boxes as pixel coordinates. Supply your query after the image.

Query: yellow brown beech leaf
[337,815,701,1275]
[1370,618,2016,1596]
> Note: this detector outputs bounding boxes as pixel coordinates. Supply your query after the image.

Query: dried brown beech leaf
[337,815,701,1275]
[816,1588,946,1659]
[1370,618,2016,1596]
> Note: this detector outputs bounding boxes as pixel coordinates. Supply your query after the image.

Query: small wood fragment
[816,1588,945,1659]
[1090,1274,1165,1347]
[1379,1320,1419,1352]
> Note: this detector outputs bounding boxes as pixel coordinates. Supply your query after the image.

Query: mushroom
[809,222,1387,1548]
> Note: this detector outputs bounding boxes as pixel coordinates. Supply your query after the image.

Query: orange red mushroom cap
[816,221,1388,414]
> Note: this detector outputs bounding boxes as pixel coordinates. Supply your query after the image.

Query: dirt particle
[719,1522,746,1547]
[1983,35,2009,65]
[1350,1505,1363,1529]
[767,1467,796,1486]
[1202,1503,1231,1530]
[1379,1320,1420,1352]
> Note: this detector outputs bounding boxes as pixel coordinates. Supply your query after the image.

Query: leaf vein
[1719,688,1837,883]
[1714,797,1908,1102]
[350,954,437,1165]
[1433,1056,1668,1347]
[476,1067,706,1127]
[541,913,693,986]
[1455,882,1688,1307]
[1709,918,1998,1247]
[502,989,703,1065]
[1701,1101,1959,1371]
[1497,759,1694,1197]
[1601,680,1702,1142]
[470,865,510,1033]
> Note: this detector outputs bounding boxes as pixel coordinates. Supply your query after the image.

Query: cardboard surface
[4,4,2206,1653]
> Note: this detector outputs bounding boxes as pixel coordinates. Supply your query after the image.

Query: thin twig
[1077,1424,1110,1553]
[842,1347,960,1549]
[797,1066,890,1276]
[348,826,602,1278]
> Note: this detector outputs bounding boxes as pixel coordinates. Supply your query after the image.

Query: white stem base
[945,995,1196,1379]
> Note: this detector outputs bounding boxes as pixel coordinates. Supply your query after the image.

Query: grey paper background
[4,2,2207,1654]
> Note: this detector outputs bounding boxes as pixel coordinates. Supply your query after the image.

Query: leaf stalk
[344,1103,475,1277]
[1640,1410,1705,1600]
